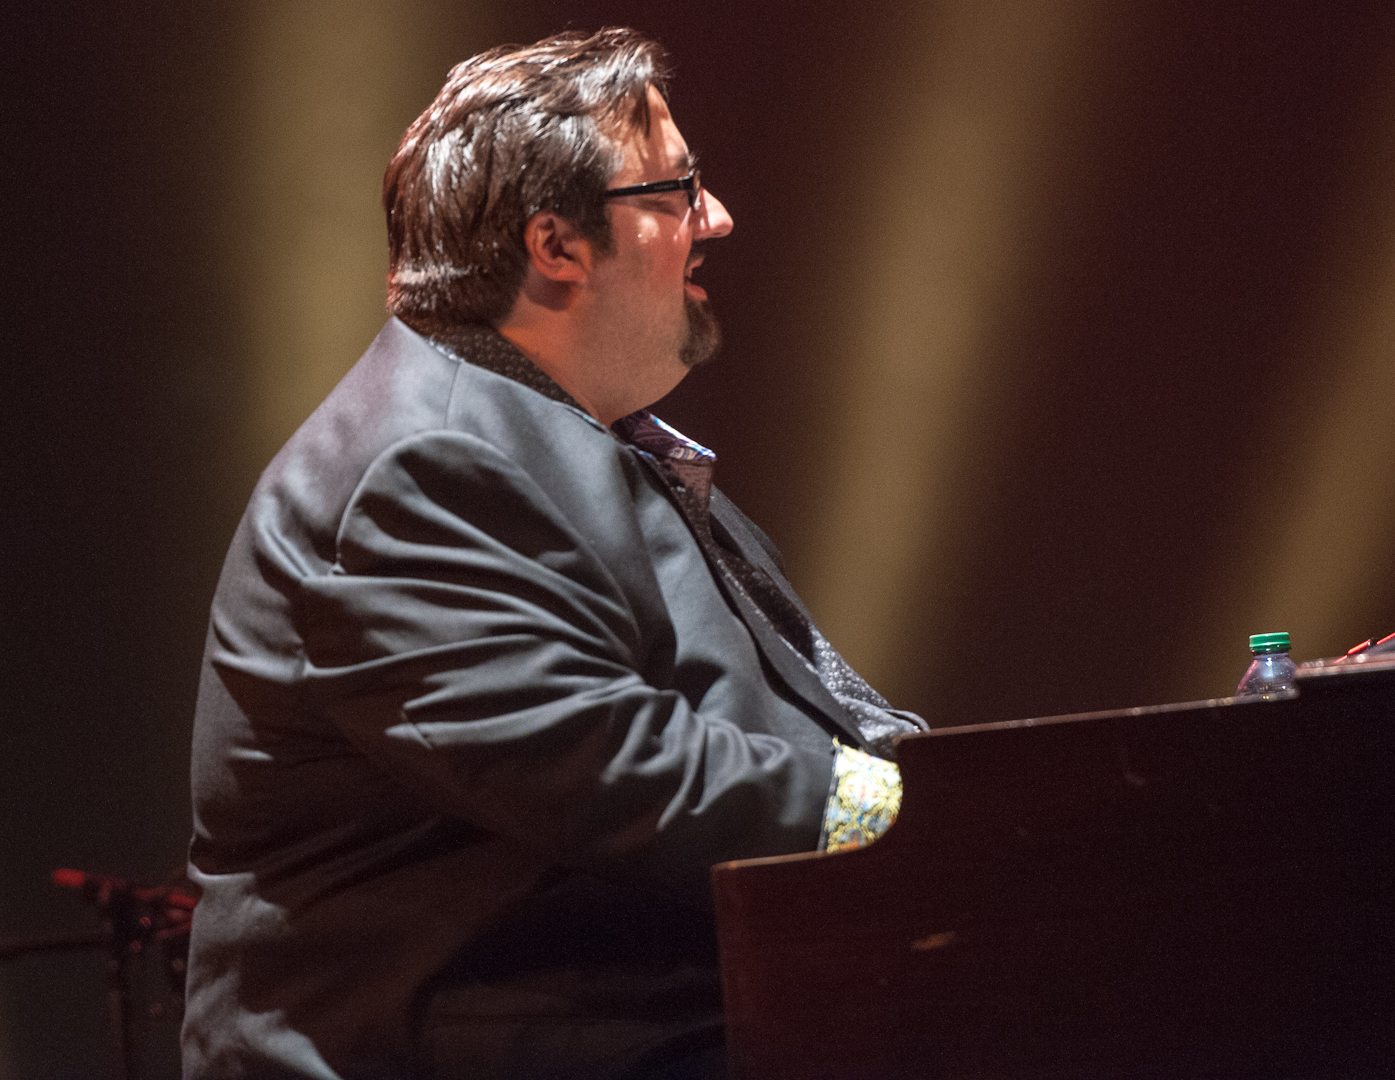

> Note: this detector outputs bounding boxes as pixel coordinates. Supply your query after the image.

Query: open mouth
[684,252,707,301]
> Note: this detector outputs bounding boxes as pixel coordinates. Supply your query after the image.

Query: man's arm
[222,428,833,887]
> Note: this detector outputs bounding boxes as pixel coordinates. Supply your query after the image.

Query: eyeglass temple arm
[603,176,695,199]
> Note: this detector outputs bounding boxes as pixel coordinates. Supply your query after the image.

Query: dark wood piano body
[713,660,1395,1079]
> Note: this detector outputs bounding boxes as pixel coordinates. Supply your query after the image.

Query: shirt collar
[611,410,717,466]
[428,324,586,413]
[429,324,716,467]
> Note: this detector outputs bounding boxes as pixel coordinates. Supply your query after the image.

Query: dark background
[6,1,1395,1074]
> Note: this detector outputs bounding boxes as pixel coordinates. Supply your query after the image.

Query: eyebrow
[679,149,698,174]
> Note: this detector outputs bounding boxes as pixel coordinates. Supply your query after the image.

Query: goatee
[679,295,722,369]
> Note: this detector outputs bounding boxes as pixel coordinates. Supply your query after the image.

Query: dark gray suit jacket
[183,320,867,1078]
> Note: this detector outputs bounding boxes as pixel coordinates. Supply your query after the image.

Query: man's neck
[494,322,615,424]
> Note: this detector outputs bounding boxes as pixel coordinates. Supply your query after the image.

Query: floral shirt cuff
[819,741,903,853]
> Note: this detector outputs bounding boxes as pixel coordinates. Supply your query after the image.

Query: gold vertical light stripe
[227,1,498,467]
[1189,294,1395,684]
[797,0,1108,699]
[1266,267,1395,646]
[1184,68,1395,689]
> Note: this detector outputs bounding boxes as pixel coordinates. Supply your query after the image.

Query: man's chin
[679,296,722,370]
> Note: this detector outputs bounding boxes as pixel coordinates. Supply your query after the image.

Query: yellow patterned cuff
[820,741,903,853]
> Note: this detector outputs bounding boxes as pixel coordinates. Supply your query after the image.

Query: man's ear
[522,212,594,284]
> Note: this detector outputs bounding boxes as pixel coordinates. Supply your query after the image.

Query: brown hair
[383,28,670,332]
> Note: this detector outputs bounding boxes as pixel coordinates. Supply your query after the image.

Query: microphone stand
[0,870,195,1080]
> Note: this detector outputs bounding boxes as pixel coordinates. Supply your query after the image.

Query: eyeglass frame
[602,169,702,210]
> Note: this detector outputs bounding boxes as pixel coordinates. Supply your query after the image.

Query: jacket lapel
[437,329,869,752]
[702,488,869,750]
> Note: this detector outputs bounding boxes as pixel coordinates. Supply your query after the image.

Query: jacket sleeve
[281,429,832,881]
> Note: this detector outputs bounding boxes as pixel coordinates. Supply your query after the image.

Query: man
[184,28,921,1079]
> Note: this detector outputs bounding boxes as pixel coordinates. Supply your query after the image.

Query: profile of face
[591,86,735,382]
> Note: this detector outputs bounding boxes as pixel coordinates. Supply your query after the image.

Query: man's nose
[695,190,733,239]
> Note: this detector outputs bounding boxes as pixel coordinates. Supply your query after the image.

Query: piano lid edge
[713,847,829,874]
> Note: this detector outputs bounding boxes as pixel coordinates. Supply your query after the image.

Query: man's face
[587,86,735,384]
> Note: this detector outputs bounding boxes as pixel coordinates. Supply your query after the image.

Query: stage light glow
[1187,68,1395,684]
[795,0,1111,701]
[225,0,499,470]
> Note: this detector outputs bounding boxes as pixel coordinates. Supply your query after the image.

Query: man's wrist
[819,741,903,853]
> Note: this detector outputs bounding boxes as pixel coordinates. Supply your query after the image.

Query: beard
[679,294,722,369]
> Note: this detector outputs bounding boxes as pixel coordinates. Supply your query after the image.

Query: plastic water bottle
[1236,631,1297,696]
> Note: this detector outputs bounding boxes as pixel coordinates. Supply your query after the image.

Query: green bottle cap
[1249,631,1290,653]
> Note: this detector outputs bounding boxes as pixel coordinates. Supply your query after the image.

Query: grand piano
[713,657,1395,1079]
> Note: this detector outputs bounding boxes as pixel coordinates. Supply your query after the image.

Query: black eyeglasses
[603,169,702,210]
